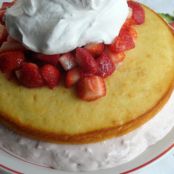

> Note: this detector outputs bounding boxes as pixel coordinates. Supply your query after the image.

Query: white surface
[5,0,128,54]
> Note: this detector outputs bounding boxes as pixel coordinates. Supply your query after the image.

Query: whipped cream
[5,0,129,54]
[0,92,174,172]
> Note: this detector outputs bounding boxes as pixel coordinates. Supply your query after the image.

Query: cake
[0,0,174,171]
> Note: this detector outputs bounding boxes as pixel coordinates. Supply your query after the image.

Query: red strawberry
[0,10,5,24]
[18,63,44,88]
[128,1,145,25]
[34,53,60,66]
[0,24,8,45]
[110,28,135,53]
[169,22,174,31]
[0,51,25,73]
[59,53,76,71]
[128,26,137,42]
[40,64,60,89]
[65,67,81,88]
[84,43,104,57]
[0,39,25,53]
[96,53,115,78]
[77,76,106,101]
[2,1,16,10]
[107,49,126,64]
[76,48,98,74]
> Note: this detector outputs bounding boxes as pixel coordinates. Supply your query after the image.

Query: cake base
[0,92,174,171]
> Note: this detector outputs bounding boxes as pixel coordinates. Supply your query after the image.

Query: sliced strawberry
[40,64,60,89]
[128,1,145,25]
[110,28,135,53]
[0,39,25,52]
[128,26,137,41]
[169,22,174,31]
[0,10,5,24]
[2,1,16,10]
[96,53,115,78]
[65,67,81,88]
[0,51,25,73]
[84,43,104,57]
[34,53,60,66]
[76,48,98,74]
[77,76,106,101]
[18,63,44,88]
[59,53,76,71]
[0,24,8,45]
[107,49,126,64]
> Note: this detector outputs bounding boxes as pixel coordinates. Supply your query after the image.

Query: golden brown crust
[0,5,174,144]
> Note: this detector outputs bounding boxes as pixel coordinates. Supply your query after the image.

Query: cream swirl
[5,0,129,54]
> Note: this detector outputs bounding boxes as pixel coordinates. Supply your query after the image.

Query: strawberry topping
[107,49,126,65]
[169,22,174,31]
[85,43,104,57]
[59,53,76,71]
[34,53,60,66]
[0,24,8,45]
[96,53,115,78]
[40,64,60,89]
[77,76,106,101]
[0,51,25,73]
[110,28,135,53]
[2,1,16,10]
[76,48,98,74]
[18,63,44,88]
[128,1,145,25]
[65,67,81,88]
[0,39,25,53]
[0,10,5,24]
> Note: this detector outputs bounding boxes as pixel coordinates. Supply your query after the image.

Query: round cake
[0,5,174,144]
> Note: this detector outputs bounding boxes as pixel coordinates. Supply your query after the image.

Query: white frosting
[5,0,129,54]
[0,92,174,172]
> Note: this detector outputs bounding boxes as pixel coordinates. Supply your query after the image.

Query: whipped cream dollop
[0,93,174,171]
[5,0,129,54]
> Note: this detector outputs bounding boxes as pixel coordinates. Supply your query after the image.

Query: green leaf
[159,13,174,23]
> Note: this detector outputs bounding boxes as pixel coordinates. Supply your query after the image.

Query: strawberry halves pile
[0,1,145,101]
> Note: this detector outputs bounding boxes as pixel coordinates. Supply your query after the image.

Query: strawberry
[128,1,145,25]
[2,1,16,10]
[0,39,25,53]
[84,43,104,57]
[96,53,115,78]
[110,28,135,53]
[65,67,81,88]
[169,22,174,31]
[40,64,60,89]
[0,51,25,73]
[34,53,60,66]
[77,76,106,101]
[0,24,8,45]
[59,53,76,71]
[18,63,44,88]
[107,49,126,64]
[0,10,5,24]
[128,26,137,42]
[76,48,98,74]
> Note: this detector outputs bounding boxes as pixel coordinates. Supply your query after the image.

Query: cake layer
[0,5,174,143]
[0,92,174,171]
